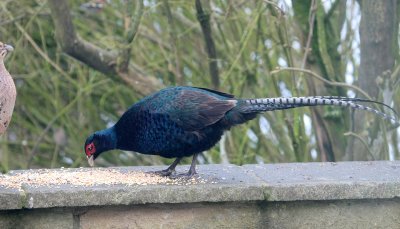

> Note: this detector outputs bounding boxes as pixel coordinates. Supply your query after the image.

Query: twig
[263,0,285,16]
[172,11,201,34]
[0,14,24,26]
[118,0,144,72]
[125,0,144,44]
[325,0,341,20]
[14,22,76,85]
[343,132,375,160]
[301,0,317,69]
[27,94,80,167]
[195,0,219,89]
[270,67,373,100]
[315,1,335,78]
[163,0,184,85]
[139,28,172,50]
[390,64,400,90]
[221,5,261,86]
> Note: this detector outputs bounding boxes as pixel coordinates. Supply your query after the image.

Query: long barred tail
[243,96,399,125]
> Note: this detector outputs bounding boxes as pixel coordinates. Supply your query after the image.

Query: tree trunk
[346,0,397,160]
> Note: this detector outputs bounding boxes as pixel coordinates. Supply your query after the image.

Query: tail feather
[242,96,399,125]
[310,96,397,115]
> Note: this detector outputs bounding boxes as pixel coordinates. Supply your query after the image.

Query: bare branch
[301,0,317,69]
[47,0,162,95]
[195,0,220,89]
[118,0,144,72]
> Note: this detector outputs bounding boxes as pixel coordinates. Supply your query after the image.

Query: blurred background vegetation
[0,0,399,172]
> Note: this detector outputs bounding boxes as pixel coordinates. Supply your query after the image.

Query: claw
[169,171,197,179]
[147,169,175,177]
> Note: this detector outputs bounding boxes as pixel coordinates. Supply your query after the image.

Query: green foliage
[0,0,397,171]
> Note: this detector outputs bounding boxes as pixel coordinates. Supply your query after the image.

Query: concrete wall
[1,161,400,228]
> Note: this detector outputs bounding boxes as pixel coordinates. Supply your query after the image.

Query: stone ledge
[1,161,400,210]
[243,161,400,201]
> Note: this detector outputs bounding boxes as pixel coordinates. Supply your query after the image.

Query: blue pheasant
[84,86,398,177]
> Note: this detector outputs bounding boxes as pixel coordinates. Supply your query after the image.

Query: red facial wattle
[85,142,96,157]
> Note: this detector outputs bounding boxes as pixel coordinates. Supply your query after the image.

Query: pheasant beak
[4,44,13,52]
[87,155,95,167]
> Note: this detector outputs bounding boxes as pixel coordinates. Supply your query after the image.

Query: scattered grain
[0,168,210,190]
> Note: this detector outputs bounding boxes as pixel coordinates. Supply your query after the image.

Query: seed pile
[0,168,209,190]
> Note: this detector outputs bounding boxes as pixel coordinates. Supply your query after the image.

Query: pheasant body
[84,86,399,177]
[0,43,15,135]
[113,87,236,159]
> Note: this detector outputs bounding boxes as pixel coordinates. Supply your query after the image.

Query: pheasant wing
[156,89,236,131]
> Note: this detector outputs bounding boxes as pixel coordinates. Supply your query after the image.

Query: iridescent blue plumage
[114,87,239,158]
[84,86,398,177]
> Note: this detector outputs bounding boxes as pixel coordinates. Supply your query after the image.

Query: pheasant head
[0,42,13,61]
